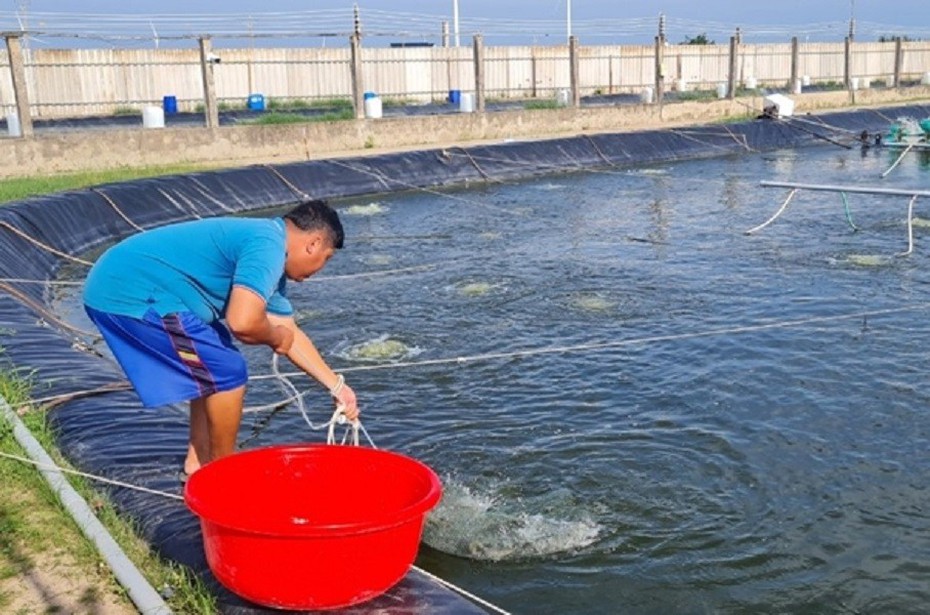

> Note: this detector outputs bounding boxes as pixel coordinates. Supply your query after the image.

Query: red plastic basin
[184,444,442,610]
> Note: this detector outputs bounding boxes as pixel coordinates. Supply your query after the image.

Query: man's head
[282,199,344,281]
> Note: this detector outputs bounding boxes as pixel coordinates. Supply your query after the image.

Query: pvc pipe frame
[760,180,930,198]
[0,396,171,614]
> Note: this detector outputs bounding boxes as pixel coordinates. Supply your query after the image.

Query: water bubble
[343,334,417,362]
[569,292,616,312]
[424,479,600,562]
[846,254,893,267]
[344,202,388,216]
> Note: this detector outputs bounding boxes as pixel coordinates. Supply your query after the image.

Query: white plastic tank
[555,88,570,107]
[676,78,689,92]
[850,77,860,91]
[745,76,758,89]
[716,83,728,99]
[793,79,802,94]
[364,95,383,119]
[459,92,475,113]
[640,87,654,104]
[922,72,930,85]
[142,106,165,129]
[6,113,21,137]
[802,75,811,86]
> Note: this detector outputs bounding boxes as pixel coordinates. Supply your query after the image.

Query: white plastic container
[861,78,871,90]
[850,77,860,91]
[802,75,811,86]
[745,76,758,89]
[459,92,475,113]
[363,96,383,119]
[555,88,570,107]
[676,78,689,92]
[6,113,21,137]
[792,79,802,94]
[922,72,930,85]
[716,83,727,99]
[640,87,654,104]
[142,106,165,129]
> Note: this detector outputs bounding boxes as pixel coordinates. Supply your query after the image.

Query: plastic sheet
[0,103,926,614]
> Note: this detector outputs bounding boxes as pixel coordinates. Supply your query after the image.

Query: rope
[91,188,145,232]
[898,195,918,257]
[840,192,859,232]
[0,221,93,266]
[880,142,914,178]
[411,565,513,615]
[265,164,312,201]
[327,158,520,216]
[745,188,797,235]
[0,450,184,501]
[255,303,929,381]
[0,280,97,338]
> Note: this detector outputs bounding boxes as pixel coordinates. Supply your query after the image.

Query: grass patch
[112,106,139,116]
[524,99,561,110]
[0,164,222,205]
[676,90,718,101]
[240,109,355,125]
[0,366,217,613]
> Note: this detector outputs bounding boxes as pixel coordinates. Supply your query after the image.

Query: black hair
[283,199,344,249]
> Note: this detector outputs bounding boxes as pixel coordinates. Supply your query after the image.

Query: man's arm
[267,313,359,420]
[226,286,293,353]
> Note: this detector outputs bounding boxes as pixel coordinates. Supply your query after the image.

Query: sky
[5,1,929,48]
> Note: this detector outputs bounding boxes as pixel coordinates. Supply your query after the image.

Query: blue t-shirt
[83,217,293,322]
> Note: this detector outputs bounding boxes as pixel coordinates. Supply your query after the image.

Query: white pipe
[452,0,460,47]
[760,180,930,198]
[0,396,171,615]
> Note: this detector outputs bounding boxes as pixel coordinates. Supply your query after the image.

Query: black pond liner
[0,103,926,614]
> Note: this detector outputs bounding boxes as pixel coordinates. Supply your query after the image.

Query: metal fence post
[473,34,485,113]
[844,36,852,89]
[569,35,581,107]
[790,36,799,91]
[4,33,33,138]
[727,36,738,99]
[198,37,219,129]
[893,37,903,88]
[350,33,364,119]
[654,35,665,105]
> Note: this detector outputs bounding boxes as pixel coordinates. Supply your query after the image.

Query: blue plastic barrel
[448,90,461,104]
[247,93,265,111]
[162,95,178,115]
[363,91,377,100]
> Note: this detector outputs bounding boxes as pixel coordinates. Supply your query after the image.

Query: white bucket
[922,72,930,85]
[676,78,689,92]
[802,75,811,86]
[861,78,871,90]
[716,83,727,99]
[363,96,383,119]
[555,88,570,107]
[6,113,21,137]
[142,106,165,129]
[745,76,758,89]
[640,87,654,104]
[850,77,860,91]
[792,79,802,94]
[459,92,475,113]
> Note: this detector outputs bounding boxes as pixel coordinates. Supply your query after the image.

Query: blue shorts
[85,306,248,408]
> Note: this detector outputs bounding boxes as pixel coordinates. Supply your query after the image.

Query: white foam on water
[456,281,496,297]
[338,334,421,362]
[845,254,893,267]
[569,292,616,312]
[910,216,930,228]
[533,183,567,191]
[423,479,601,562]
[362,254,394,266]
[628,168,668,176]
[344,202,388,216]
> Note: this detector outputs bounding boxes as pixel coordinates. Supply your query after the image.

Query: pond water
[59,143,930,614]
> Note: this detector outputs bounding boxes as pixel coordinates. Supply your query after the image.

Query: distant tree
[878,35,919,42]
[682,33,714,45]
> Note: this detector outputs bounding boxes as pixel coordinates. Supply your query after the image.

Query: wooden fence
[2,38,930,118]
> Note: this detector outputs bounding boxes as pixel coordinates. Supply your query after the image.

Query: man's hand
[333,383,359,421]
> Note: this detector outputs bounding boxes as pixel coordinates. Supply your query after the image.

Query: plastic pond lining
[0,103,926,614]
